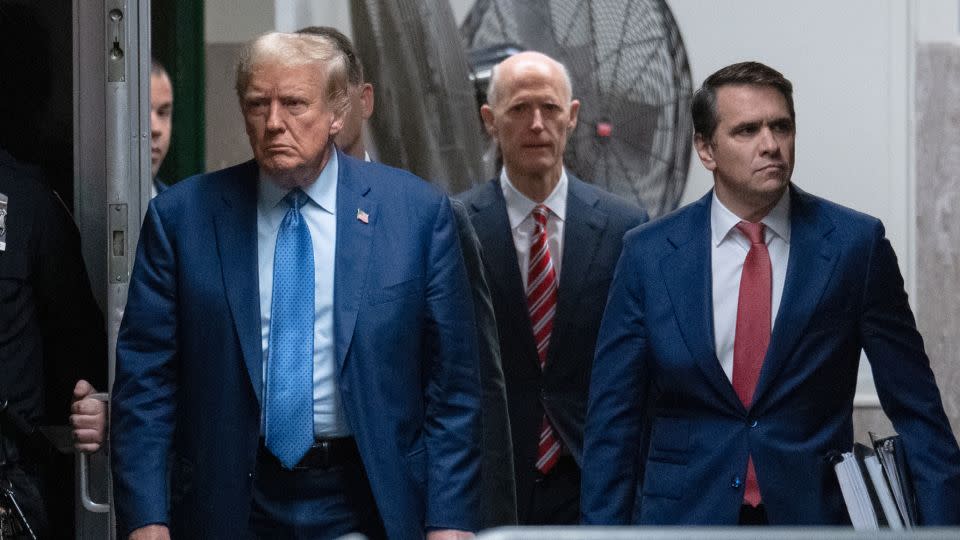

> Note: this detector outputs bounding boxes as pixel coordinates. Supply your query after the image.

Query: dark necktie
[732,220,771,507]
[265,189,315,469]
[527,204,560,474]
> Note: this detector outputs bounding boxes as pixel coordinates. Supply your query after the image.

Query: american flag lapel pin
[356,208,369,224]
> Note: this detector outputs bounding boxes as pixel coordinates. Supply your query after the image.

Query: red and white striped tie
[527,204,561,474]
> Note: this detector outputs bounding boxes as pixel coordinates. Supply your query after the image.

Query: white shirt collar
[499,167,568,229]
[258,149,338,215]
[711,187,791,247]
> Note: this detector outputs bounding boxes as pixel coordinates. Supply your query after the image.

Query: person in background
[1,4,106,536]
[149,58,174,197]
[458,51,647,525]
[296,27,374,162]
[0,148,107,538]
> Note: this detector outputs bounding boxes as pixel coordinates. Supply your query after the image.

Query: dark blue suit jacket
[459,176,646,520]
[111,152,482,539]
[582,186,960,525]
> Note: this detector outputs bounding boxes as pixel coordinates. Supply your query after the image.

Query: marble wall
[915,42,960,437]
[856,42,960,444]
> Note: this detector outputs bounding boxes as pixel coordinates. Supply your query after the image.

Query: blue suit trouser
[249,447,386,539]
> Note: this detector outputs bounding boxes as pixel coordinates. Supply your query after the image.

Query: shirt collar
[499,167,568,230]
[258,149,339,215]
[711,187,791,247]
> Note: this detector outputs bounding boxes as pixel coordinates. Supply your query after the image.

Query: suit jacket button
[749,419,759,428]
[731,476,742,489]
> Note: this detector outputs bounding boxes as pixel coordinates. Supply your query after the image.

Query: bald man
[457,51,646,524]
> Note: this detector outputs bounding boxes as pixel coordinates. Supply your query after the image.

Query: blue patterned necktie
[265,188,315,469]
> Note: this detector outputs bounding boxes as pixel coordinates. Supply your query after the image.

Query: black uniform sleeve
[33,188,107,424]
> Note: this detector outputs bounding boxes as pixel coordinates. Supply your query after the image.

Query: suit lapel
[333,152,377,377]
[752,187,838,409]
[660,193,744,413]
[548,177,607,371]
[213,160,264,404]
[467,180,540,370]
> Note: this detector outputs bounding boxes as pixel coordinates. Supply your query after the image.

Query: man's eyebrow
[729,116,793,131]
[730,120,761,131]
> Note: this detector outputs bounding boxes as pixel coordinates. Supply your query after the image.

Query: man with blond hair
[111,32,481,540]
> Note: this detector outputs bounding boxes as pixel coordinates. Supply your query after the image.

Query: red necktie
[732,221,771,507]
[528,204,560,474]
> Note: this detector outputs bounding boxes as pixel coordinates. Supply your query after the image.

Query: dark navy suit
[459,176,646,522]
[111,152,482,538]
[582,186,960,525]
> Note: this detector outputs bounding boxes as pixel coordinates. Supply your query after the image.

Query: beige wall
[204,0,273,171]
[205,43,250,172]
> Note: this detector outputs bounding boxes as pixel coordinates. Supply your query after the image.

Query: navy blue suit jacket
[111,152,482,539]
[582,186,960,525]
[459,176,646,520]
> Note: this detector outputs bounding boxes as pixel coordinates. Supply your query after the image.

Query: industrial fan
[352,0,692,217]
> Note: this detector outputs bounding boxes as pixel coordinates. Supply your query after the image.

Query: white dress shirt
[711,189,791,382]
[257,150,350,437]
[500,168,568,289]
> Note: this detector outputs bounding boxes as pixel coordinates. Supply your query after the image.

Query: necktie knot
[532,204,550,228]
[283,188,308,210]
[736,221,765,245]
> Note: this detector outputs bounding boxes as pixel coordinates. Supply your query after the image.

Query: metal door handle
[77,392,110,513]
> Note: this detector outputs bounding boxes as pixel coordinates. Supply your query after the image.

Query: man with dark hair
[110,31,481,540]
[690,61,796,143]
[581,61,960,525]
[459,51,646,525]
[296,24,519,528]
[149,58,174,196]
